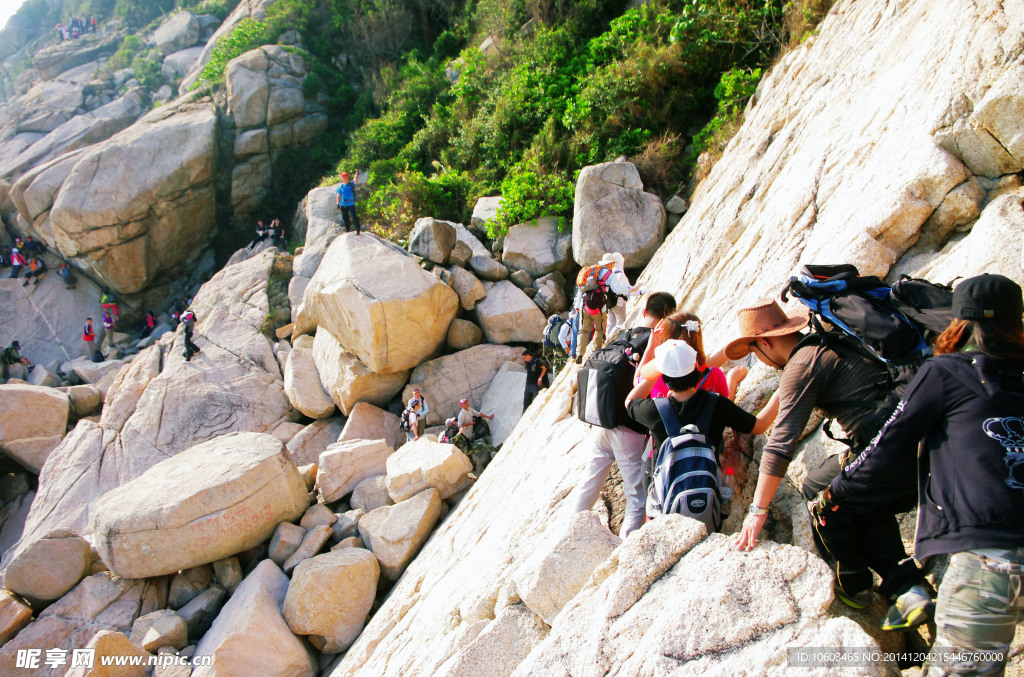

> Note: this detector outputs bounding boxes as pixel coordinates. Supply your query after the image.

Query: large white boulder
[571,161,666,269]
[318,439,395,503]
[284,345,336,419]
[0,384,69,473]
[358,488,443,580]
[447,264,486,310]
[473,281,546,343]
[162,45,205,79]
[0,573,166,676]
[502,217,572,277]
[193,560,316,677]
[91,432,309,579]
[302,234,459,373]
[385,438,473,503]
[338,402,403,452]
[283,549,380,653]
[312,327,409,416]
[478,362,527,447]
[154,12,200,54]
[470,196,503,232]
[401,344,525,426]
[3,530,93,604]
[43,103,219,294]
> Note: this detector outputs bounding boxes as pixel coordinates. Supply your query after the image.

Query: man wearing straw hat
[724,299,929,631]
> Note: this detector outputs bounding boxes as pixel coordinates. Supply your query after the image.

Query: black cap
[11,341,19,349]
[953,274,1024,322]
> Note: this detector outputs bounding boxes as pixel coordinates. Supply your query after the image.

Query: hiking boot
[880,585,933,631]
[833,582,872,610]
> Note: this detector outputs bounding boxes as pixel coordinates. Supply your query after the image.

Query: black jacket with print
[830,352,1024,562]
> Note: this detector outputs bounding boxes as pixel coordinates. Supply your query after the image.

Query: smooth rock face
[130,609,188,652]
[474,281,546,344]
[350,476,393,513]
[572,162,666,269]
[46,103,219,294]
[0,384,69,473]
[193,560,316,677]
[177,584,227,639]
[282,524,332,574]
[401,344,525,426]
[435,603,548,677]
[408,217,457,265]
[318,439,395,503]
[302,234,459,373]
[283,549,380,653]
[67,630,153,677]
[268,522,306,566]
[515,511,622,624]
[0,573,165,677]
[312,327,409,416]
[287,416,347,467]
[3,530,92,603]
[284,345,336,419]
[446,318,484,350]
[358,489,443,580]
[0,590,33,646]
[338,402,403,452]
[155,12,200,54]
[470,196,503,231]
[300,503,337,529]
[385,438,473,504]
[91,432,309,579]
[502,217,572,277]
[168,565,214,609]
[478,362,526,447]
[447,265,486,310]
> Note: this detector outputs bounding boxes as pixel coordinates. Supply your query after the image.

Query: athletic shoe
[881,585,933,631]
[834,582,872,610]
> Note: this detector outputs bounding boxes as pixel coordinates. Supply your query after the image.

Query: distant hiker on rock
[409,387,429,437]
[82,317,96,353]
[569,291,675,537]
[726,298,931,631]
[140,310,158,338]
[22,236,43,257]
[401,398,422,443]
[181,309,200,362]
[9,248,25,278]
[22,256,46,286]
[249,220,268,248]
[58,263,77,290]
[271,218,286,249]
[570,252,642,363]
[101,310,115,351]
[101,291,119,323]
[456,398,492,441]
[336,170,361,235]
[522,351,549,408]
[1,341,31,381]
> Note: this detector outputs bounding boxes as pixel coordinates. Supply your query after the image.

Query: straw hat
[723,299,809,360]
[598,252,625,271]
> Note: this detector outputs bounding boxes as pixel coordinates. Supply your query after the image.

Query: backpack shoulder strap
[653,397,684,439]
[694,392,719,436]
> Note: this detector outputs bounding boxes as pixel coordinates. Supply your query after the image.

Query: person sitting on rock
[336,170,361,235]
[180,309,201,362]
[1,341,31,381]
[57,263,77,290]
[22,256,46,286]
[522,351,549,409]
[456,398,492,442]
[249,220,268,249]
[140,310,158,338]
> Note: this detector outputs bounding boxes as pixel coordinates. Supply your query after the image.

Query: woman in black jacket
[817,273,1024,676]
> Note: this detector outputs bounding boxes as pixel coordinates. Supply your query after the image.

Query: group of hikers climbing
[558,254,1023,676]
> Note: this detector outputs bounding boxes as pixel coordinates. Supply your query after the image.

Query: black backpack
[575,327,651,429]
[782,264,954,444]
[399,408,413,432]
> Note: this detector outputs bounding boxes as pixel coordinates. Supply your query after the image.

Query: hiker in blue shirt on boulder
[336,170,361,235]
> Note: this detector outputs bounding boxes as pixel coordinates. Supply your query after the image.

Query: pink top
[649,366,729,399]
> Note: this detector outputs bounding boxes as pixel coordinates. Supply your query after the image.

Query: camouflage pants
[924,548,1024,676]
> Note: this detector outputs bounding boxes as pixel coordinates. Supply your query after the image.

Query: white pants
[606,302,626,341]
[571,425,647,537]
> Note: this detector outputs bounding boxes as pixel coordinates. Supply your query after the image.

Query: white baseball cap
[640,339,698,380]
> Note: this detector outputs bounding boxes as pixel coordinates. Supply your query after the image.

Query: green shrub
[108,34,143,71]
[130,49,165,90]
[191,18,267,90]
[489,162,574,237]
